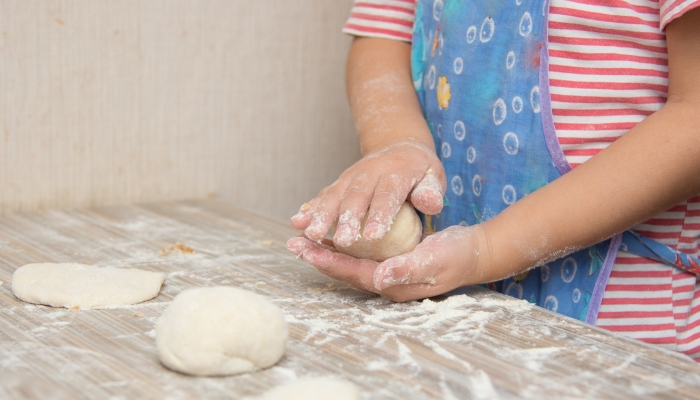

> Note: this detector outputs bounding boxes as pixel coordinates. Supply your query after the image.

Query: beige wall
[0,0,360,222]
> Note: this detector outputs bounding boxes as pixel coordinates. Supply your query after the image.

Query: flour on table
[11,263,166,309]
[258,377,361,400]
[156,286,288,376]
[307,283,344,294]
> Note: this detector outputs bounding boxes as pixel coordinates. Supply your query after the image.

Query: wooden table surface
[1,200,699,399]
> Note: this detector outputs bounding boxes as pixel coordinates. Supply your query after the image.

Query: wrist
[464,223,494,286]
[474,224,497,283]
[360,129,436,156]
[362,140,437,162]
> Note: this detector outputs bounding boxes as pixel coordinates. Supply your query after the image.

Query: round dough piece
[12,263,166,309]
[334,202,422,262]
[156,286,288,376]
[259,377,361,400]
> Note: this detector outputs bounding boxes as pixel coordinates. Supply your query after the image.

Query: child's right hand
[290,140,446,246]
[291,37,444,249]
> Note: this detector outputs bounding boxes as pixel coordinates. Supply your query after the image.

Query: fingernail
[287,237,313,256]
[364,222,387,241]
[373,269,388,290]
[292,203,312,220]
[375,269,402,290]
[412,187,442,206]
[333,224,354,247]
[304,212,327,239]
[373,260,406,290]
[286,238,300,254]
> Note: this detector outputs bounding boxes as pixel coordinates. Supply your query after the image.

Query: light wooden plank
[0,200,699,399]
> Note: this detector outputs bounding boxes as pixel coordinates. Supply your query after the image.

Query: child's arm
[289,9,700,302]
[472,7,700,282]
[290,37,445,245]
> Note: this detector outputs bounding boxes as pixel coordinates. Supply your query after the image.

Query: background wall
[0,0,359,222]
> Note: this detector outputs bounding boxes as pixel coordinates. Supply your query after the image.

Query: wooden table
[1,200,699,399]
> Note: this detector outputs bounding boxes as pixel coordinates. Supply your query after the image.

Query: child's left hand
[286,225,491,302]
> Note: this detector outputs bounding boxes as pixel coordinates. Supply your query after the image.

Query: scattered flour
[374,331,397,348]
[477,297,532,310]
[285,314,341,343]
[396,340,421,372]
[366,360,391,371]
[605,354,637,374]
[307,283,344,294]
[425,341,474,371]
[468,370,499,400]
[364,295,498,333]
[257,377,361,400]
[505,347,563,372]
[439,376,461,400]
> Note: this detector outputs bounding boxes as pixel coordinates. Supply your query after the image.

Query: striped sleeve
[659,0,700,29]
[342,0,416,42]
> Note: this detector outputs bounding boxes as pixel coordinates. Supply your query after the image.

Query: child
[287,0,700,360]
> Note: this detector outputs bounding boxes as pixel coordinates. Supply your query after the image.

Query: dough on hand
[156,286,288,376]
[334,202,422,262]
[12,263,166,309]
[259,377,361,400]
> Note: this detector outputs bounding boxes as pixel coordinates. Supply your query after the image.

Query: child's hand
[290,141,446,246]
[287,225,489,302]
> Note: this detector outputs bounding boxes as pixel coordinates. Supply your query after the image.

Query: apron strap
[622,231,700,275]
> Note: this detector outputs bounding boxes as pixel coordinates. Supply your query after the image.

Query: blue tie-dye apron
[412,0,700,323]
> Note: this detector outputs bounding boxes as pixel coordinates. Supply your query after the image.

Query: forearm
[346,37,434,155]
[473,10,700,282]
[476,102,700,281]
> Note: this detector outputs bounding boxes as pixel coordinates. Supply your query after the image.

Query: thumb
[373,248,437,291]
[410,170,445,215]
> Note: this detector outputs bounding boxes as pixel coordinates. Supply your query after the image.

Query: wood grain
[1,200,699,399]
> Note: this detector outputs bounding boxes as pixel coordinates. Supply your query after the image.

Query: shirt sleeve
[342,0,416,42]
[659,0,700,29]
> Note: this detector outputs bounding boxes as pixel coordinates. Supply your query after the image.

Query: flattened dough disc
[12,263,166,309]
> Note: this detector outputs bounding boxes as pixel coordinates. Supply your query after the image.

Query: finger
[290,195,324,230]
[286,236,335,256]
[299,245,379,293]
[333,174,378,248]
[304,182,349,242]
[410,168,446,215]
[362,174,414,241]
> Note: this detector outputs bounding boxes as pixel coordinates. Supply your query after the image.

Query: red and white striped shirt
[343,0,700,360]
[344,0,416,41]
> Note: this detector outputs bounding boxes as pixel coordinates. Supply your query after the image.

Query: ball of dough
[334,202,422,262]
[12,263,165,309]
[156,286,288,376]
[259,377,361,400]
